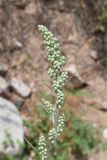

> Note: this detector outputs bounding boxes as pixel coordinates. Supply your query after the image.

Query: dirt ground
[0,0,107,159]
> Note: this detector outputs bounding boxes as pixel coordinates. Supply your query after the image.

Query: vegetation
[23,98,102,160]
[3,88,104,160]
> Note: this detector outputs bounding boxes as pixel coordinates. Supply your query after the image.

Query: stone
[100,101,107,110]
[15,98,24,111]
[10,78,31,98]
[19,54,26,65]
[82,97,96,106]
[0,42,3,50]
[0,97,24,156]
[67,35,79,45]
[64,64,87,89]
[14,40,23,49]
[0,0,3,7]
[96,99,107,111]
[64,64,83,82]
[11,0,29,9]
[103,129,107,139]
[25,2,36,15]
[0,63,8,76]
[90,49,98,60]
[0,77,8,94]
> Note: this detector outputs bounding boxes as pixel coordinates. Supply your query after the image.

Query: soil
[0,0,107,160]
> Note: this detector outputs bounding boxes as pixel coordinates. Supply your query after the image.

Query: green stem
[54,105,59,129]
[42,157,44,160]
[53,73,60,129]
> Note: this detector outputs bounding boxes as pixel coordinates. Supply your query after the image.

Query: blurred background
[0,0,107,160]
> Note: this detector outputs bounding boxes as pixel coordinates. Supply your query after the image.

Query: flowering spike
[38,25,68,159]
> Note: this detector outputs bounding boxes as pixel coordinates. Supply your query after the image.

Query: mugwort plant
[38,25,68,160]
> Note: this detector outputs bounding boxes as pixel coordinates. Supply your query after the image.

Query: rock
[103,129,107,139]
[11,0,29,9]
[25,2,36,15]
[0,77,8,94]
[0,97,24,156]
[14,40,23,49]
[67,35,79,45]
[64,64,87,89]
[10,78,31,98]
[90,49,98,60]
[0,0,3,7]
[0,42,3,50]
[64,64,83,81]
[95,99,107,111]
[4,37,23,51]
[0,63,8,76]
[101,101,107,110]
[82,97,96,106]
[19,54,26,65]
[58,0,65,10]
[15,98,24,111]
[99,100,107,111]
[10,39,23,50]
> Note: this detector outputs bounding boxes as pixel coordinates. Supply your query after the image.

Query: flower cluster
[53,56,65,70]
[48,67,56,79]
[48,128,57,144]
[56,90,64,108]
[48,114,65,144]
[60,71,68,84]
[39,135,47,159]
[38,25,59,54]
[52,71,68,89]
[38,25,66,74]
[44,101,55,115]
[57,114,65,136]
[52,80,62,92]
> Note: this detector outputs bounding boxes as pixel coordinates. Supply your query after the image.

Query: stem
[54,105,59,129]
[52,105,59,129]
[53,73,59,129]
[24,137,36,152]
[42,157,44,160]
